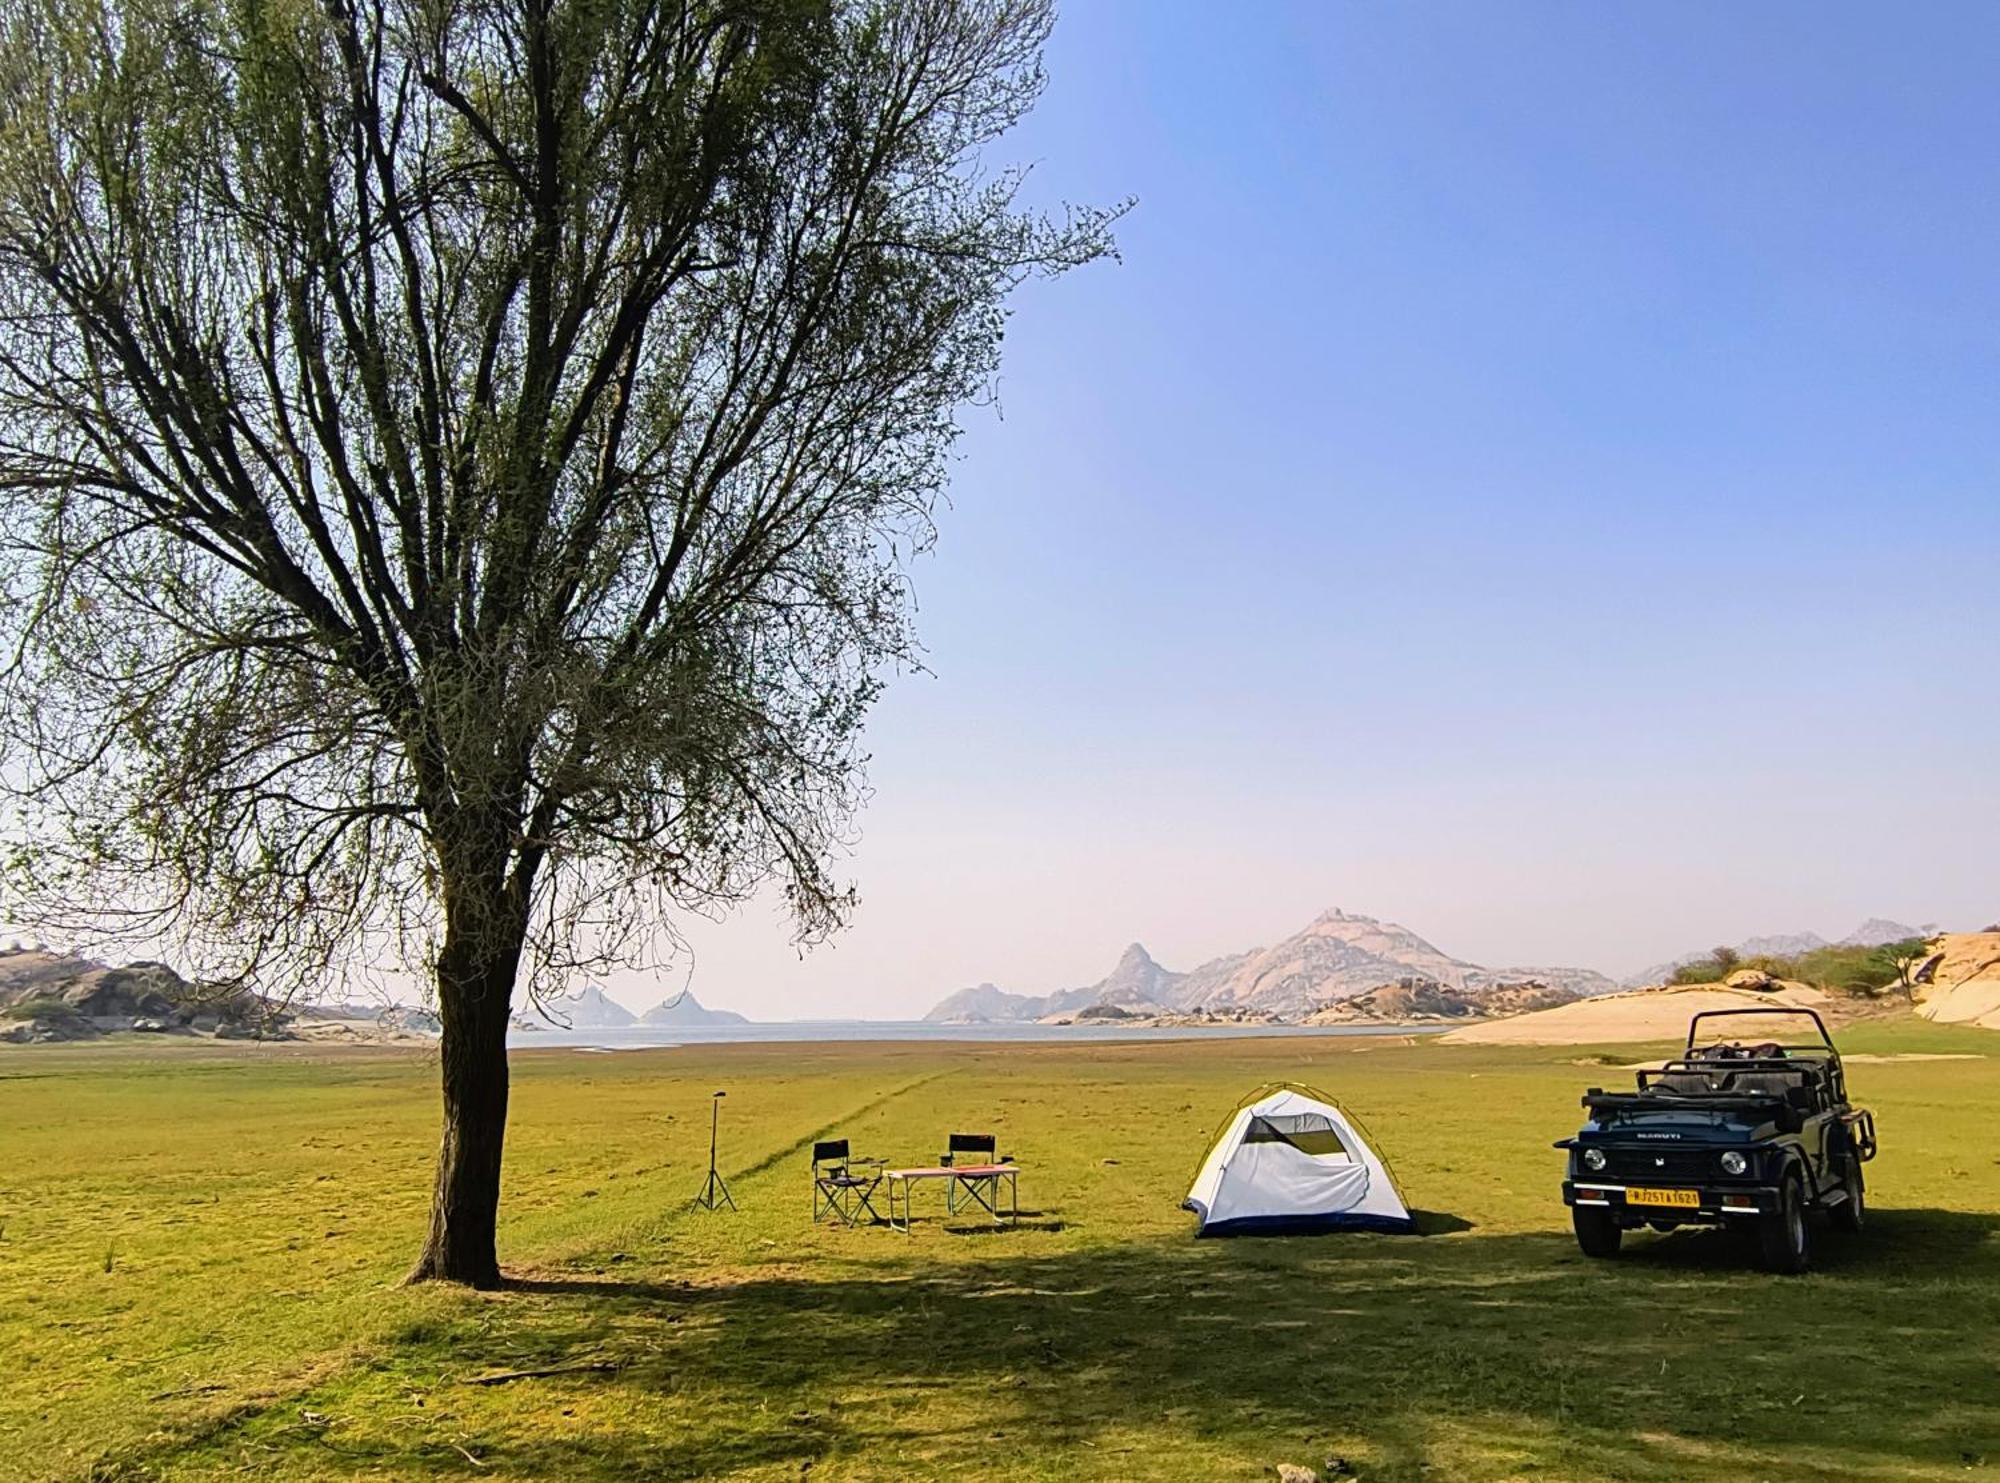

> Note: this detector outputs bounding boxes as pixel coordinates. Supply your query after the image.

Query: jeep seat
[1727,1070,1805,1097]
[1652,1045,1741,1093]
[1651,1068,1717,1094]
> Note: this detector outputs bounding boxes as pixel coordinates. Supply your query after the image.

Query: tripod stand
[691,1090,735,1212]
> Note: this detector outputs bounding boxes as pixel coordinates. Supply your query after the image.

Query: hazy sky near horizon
[614,3,2000,1019]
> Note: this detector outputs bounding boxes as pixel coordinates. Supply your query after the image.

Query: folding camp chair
[940,1131,995,1167]
[940,1132,999,1216]
[811,1139,884,1227]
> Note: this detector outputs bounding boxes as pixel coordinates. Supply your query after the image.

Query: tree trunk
[407,901,522,1288]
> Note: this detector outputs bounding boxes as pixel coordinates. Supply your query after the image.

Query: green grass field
[3,1020,1998,1481]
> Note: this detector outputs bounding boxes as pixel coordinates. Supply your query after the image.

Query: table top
[885,1163,1016,1180]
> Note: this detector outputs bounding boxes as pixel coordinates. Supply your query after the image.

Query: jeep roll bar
[1684,1006,1836,1055]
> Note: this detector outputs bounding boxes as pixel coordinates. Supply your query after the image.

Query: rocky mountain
[0,947,276,1041]
[926,944,1196,1024]
[1624,919,1936,987]
[1162,911,1455,1014]
[1164,911,1617,1014]
[1738,932,1832,958]
[539,984,636,1029]
[1048,943,1178,1014]
[922,982,1036,1024]
[638,990,749,1027]
[925,908,1617,1023]
[1839,918,1933,948]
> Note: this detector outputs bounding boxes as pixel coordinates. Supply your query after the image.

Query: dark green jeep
[1557,1008,1877,1273]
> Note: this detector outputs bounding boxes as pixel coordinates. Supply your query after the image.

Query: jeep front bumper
[1562,1180,1780,1220]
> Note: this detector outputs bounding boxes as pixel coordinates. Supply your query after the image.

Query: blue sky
[631,2,2000,1018]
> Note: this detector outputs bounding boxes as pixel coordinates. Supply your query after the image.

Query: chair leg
[813,1178,842,1225]
[852,1178,883,1225]
[959,1175,999,1221]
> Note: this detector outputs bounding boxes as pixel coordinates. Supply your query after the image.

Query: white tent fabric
[1184,1085,1415,1236]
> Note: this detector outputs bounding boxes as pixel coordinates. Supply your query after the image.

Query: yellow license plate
[1627,1187,1700,1208]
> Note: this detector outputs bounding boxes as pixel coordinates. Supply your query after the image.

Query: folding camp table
[883,1163,1018,1232]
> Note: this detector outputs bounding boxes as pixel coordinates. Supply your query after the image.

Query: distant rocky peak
[1840,917,1933,947]
[544,983,637,1027]
[1115,942,1156,967]
[638,988,748,1026]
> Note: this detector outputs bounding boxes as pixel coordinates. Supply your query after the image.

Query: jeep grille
[1597,1147,1723,1181]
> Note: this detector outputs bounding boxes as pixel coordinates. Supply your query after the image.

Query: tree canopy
[0,0,1115,1282]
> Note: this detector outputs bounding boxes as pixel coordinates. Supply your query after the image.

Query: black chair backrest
[947,1132,995,1163]
[813,1139,849,1168]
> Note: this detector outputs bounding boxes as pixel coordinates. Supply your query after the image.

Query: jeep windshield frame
[1684,1006,1837,1055]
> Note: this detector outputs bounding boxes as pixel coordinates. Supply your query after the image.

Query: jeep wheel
[1759,1174,1811,1274]
[1830,1157,1865,1234]
[1572,1205,1622,1259]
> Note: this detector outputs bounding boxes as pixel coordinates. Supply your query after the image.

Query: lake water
[506,1020,1446,1051]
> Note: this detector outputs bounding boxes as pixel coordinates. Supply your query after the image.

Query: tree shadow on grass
[1603,1205,1995,1274]
[138,1208,2000,1481]
[941,1204,1066,1236]
[500,1275,691,1302]
[943,1219,1068,1236]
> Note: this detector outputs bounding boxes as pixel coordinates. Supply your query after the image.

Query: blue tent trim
[1193,1211,1418,1238]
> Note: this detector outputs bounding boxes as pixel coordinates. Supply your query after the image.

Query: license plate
[1626,1187,1700,1208]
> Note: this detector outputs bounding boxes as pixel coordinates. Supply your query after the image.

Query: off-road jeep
[1556,1007,1877,1273]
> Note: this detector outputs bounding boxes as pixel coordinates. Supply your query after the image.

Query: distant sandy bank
[1440,982,1830,1046]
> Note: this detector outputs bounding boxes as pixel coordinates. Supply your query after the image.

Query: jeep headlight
[1719,1150,1748,1176]
[1582,1148,1607,1172]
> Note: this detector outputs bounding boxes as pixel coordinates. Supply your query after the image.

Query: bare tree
[0,0,1116,1285]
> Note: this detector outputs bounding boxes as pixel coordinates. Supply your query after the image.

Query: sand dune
[1440,982,1827,1047]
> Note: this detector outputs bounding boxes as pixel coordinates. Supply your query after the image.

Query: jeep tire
[1759,1173,1811,1274]
[1830,1156,1865,1234]
[1572,1205,1622,1259]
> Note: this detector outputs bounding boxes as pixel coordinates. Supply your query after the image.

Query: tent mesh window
[1242,1112,1354,1160]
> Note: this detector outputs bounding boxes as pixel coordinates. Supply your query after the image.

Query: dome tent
[1184,1084,1415,1236]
